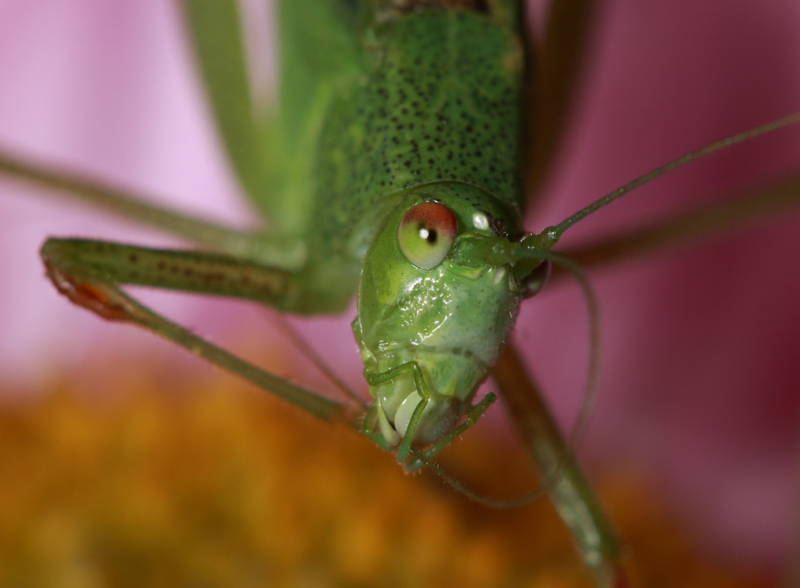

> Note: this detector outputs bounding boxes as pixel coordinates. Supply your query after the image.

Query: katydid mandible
[4,2,800,584]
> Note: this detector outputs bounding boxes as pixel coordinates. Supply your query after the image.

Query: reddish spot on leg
[72,283,131,322]
[45,262,131,322]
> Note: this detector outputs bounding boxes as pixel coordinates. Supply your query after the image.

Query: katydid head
[352,112,800,467]
[352,183,545,459]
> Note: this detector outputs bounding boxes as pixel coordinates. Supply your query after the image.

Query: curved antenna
[415,451,549,508]
[411,248,602,509]
[511,247,602,451]
[545,112,800,241]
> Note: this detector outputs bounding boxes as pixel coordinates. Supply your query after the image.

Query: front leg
[42,239,299,310]
[41,238,356,424]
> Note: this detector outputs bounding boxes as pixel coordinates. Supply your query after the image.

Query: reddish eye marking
[401,201,457,241]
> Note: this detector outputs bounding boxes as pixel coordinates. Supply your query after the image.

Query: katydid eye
[397,202,457,270]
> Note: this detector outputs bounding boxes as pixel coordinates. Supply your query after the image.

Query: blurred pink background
[1,0,799,576]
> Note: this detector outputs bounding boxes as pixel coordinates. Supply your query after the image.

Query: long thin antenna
[411,247,603,510]
[548,112,800,239]
[507,245,603,451]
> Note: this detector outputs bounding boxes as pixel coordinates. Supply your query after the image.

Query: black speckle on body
[313,9,524,258]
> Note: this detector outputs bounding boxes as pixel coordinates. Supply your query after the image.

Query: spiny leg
[41,238,356,425]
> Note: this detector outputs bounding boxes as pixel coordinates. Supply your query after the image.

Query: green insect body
[24,0,540,462]
[256,2,534,451]
[356,186,523,446]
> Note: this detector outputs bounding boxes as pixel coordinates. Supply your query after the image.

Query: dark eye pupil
[418,226,438,244]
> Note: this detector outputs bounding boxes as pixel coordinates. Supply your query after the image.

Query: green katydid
[2,0,800,585]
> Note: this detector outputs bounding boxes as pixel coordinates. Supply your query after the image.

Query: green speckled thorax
[285,3,525,269]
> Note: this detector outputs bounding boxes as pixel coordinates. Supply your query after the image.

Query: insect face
[354,184,523,447]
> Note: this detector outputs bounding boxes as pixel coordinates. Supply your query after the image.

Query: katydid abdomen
[0,0,799,577]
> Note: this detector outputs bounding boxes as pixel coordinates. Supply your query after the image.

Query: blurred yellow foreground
[0,355,768,588]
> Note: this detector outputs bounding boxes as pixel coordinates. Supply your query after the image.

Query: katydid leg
[41,239,299,307]
[492,344,627,588]
[40,238,356,425]
[0,149,306,269]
